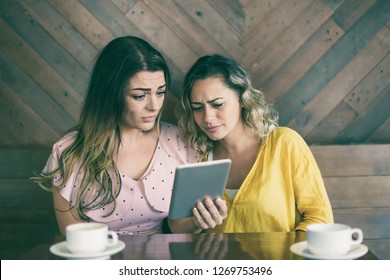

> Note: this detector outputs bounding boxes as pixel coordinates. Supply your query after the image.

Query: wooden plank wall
[311,144,390,259]
[0,148,58,259]
[1,144,389,259]
[0,0,389,149]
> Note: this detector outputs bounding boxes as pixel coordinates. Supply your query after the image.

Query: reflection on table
[14,231,380,260]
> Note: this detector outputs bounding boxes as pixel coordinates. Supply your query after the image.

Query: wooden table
[13,231,380,260]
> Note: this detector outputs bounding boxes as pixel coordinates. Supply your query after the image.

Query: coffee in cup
[66,223,118,254]
[306,223,363,256]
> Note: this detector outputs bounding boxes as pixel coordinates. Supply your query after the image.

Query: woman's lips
[205,125,220,133]
[143,115,156,123]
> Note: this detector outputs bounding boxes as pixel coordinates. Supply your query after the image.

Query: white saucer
[50,240,125,260]
[290,241,368,260]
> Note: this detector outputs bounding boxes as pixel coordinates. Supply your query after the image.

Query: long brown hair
[32,36,171,220]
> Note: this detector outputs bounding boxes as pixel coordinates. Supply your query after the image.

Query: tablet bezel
[168,159,231,220]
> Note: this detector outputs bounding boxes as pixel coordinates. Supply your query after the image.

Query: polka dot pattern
[44,122,198,235]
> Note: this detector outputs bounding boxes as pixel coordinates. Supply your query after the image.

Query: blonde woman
[177,54,333,233]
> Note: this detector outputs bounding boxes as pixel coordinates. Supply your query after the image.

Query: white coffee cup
[306,223,363,256]
[66,223,118,254]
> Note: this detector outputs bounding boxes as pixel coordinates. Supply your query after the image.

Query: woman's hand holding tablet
[168,159,231,221]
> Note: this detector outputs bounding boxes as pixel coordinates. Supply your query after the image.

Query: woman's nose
[147,95,160,111]
[203,107,215,123]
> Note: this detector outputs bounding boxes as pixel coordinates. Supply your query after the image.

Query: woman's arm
[53,190,83,235]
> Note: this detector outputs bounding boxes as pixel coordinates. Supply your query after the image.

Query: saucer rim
[290,241,368,260]
[50,240,125,259]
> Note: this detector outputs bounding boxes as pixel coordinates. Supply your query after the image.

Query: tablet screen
[168,159,231,220]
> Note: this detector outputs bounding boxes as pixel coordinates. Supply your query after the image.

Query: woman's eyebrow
[191,97,224,104]
[130,84,166,91]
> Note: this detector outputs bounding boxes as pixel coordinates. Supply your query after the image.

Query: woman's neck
[213,125,260,159]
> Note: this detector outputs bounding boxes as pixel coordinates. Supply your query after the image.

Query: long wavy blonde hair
[32,36,171,220]
[177,54,278,160]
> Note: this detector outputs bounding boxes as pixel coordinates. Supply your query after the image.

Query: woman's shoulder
[159,121,182,143]
[159,121,198,163]
[271,126,303,140]
[51,130,78,156]
[160,121,179,133]
[269,126,308,150]
[43,130,78,174]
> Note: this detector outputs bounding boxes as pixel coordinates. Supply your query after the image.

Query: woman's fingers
[203,198,223,225]
[192,207,209,230]
[192,197,227,229]
[214,197,228,218]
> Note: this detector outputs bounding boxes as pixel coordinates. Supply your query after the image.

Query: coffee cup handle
[351,228,363,245]
[107,230,118,245]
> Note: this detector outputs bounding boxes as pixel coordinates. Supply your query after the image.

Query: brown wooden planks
[305,101,357,144]
[0,179,53,209]
[111,0,139,13]
[310,144,390,176]
[0,81,59,148]
[79,0,144,39]
[0,52,76,135]
[126,1,197,73]
[337,84,390,143]
[367,117,390,143]
[0,149,50,178]
[332,207,390,239]
[50,0,114,50]
[142,0,229,57]
[244,0,283,39]
[174,0,243,59]
[251,0,334,85]
[277,0,390,127]
[0,0,89,93]
[0,18,82,121]
[288,26,390,137]
[331,0,377,31]
[324,176,390,208]
[344,53,390,114]
[0,0,389,147]
[206,0,245,37]
[261,19,344,101]
[245,0,313,67]
[19,0,97,70]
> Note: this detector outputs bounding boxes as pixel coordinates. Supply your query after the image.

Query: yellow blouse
[208,127,333,233]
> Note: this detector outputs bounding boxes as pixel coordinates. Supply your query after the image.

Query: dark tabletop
[12,231,380,260]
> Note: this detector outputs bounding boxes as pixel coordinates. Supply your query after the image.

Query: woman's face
[190,77,242,141]
[120,71,166,131]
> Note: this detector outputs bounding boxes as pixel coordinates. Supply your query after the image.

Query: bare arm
[168,197,227,233]
[52,189,83,235]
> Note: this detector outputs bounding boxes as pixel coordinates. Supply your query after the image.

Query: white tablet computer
[168,159,231,220]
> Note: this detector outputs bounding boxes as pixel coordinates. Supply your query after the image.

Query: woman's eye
[191,106,202,111]
[133,95,145,100]
[156,91,166,97]
[213,103,223,108]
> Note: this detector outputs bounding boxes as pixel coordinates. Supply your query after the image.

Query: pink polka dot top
[43,122,198,235]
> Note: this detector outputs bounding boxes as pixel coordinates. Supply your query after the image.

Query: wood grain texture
[333,207,390,239]
[310,144,390,240]
[0,0,389,148]
[311,144,390,176]
[287,25,390,137]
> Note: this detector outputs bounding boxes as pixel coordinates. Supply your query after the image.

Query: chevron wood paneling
[0,0,389,148]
